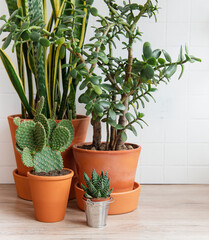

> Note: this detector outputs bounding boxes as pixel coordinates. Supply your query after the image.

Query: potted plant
[13,97,74,222]
[70,0,201,213]
[81,169,113,228]
[0,0,92,199]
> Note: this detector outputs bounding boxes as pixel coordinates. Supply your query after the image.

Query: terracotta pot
[75,182,141,215]
[13,169,32,200]
[28,169,74,222]
[73,143,141,193]
[8,114,89,200]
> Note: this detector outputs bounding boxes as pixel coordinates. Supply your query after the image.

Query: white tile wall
[0,0,209,183]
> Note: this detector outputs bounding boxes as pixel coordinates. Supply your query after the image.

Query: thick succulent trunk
[92,119,101,149]
[116,38,133,150]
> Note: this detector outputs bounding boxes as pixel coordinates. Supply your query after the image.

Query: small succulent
[14,97,74,173]
[81,169,113,199]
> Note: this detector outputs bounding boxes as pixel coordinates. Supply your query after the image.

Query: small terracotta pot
[73,142,141,193]
[8,114,89,200]
[13,169,32,200]
[28,169,74,222]
[75,182,141,215]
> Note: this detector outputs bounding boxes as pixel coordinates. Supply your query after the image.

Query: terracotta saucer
[13,169,32,201]
[75,182,141,215]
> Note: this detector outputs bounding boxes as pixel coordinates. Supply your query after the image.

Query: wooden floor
[0,185,209,240]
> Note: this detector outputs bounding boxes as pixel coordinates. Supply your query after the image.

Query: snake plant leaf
[5,0,18,15]
[0,48,33,118]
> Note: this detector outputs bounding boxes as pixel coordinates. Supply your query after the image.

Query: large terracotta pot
[8,114,89,200]
[28,169,74,222]
[75,182,141,215]
[72,143,141,193]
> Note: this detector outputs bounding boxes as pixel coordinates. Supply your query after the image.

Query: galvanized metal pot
[83,197,114,228]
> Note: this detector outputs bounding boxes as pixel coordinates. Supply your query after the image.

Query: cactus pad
[34,122,46,151]
[15,97,74,173]
[34,113,49,137]
[57,120,74,151]
[35,96,44,115]
[48,119,57,139]
[16,121,36,151]
[13,117,21,127]
[22,147,34,167]
[50,126,70,151]
[33,146,63,172]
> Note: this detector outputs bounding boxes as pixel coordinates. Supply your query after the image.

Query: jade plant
[14,97,74,172]
[81,169,113,199]
[0,0,93,119]
[65,0,201,150]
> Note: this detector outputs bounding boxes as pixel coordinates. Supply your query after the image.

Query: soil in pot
[73,142,141,193]
[30,169,70,176]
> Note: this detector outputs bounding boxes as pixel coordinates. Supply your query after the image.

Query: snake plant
[0,0,93,119]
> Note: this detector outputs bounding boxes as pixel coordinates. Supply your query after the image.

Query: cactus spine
[14,97,74,173]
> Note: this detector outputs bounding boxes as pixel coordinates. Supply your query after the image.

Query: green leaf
[101,84,116,91]
[94,103,104,113]
[109,109,116,120]
[0,48,33,118]
[178,64,184,80]
[90,58,97,64]
[121,131,127,142]
[29,32,40,42]
[158,58,166,65]
[93,85,102,95]
[143,42,152,59]
[107,118,116,127]
[100,101,111,108]
[40,37,50,47]
[2,33,12,50]
[152,49,161,59]
[129,125,137,136]
[70,69,78,78]
[125,112,134,122]
[143,65,154,79]
[78,94,90,104]
[165,64,177,78]
[115,124,124,130]
[98,52,109,64]
[162,50,172,63]
[147,57,157,66]
[79,80,88,90]
[115,103,125,111]
[90,7,98,16]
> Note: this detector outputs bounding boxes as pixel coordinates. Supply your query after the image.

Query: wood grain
[0,184,209,240]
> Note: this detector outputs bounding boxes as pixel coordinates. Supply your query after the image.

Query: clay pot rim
[75,182,141,195]
[27,168,74,181]
[7,114,90,123]
[13,169,28,180]
[72,142,141,154]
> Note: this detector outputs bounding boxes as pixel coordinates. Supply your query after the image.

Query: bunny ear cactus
[13,97,74,173]
[81,169,113,199]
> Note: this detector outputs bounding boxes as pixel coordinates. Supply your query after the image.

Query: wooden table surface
[0,184,208,240]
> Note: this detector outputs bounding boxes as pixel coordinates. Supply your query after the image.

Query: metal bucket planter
[83,197,114,228]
